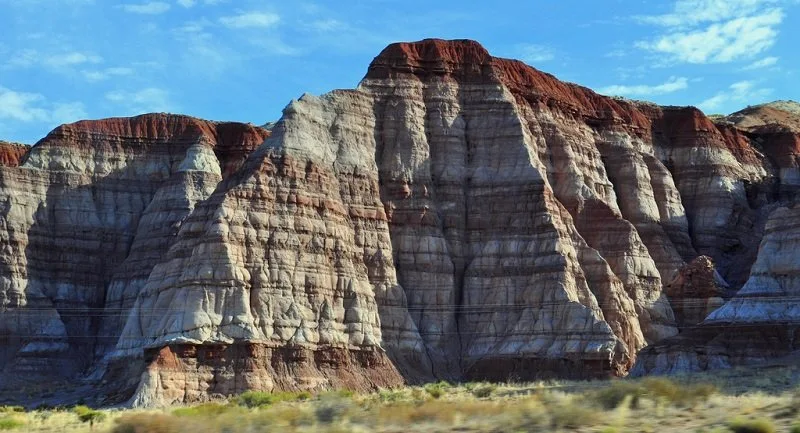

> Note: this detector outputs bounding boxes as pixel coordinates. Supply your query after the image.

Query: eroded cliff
[1,40,798,407]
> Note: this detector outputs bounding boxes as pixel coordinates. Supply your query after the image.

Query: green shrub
[548,398,600,429]
[424,381,451,399]
[73,406,106,430]
[594,377,716,409]
[0,407,23,414]
[378,389,405,403]
[234,390,311,408]
[594,381,645,409]
[790,424,800,433]
[727,417,776,433]
[471,384,496,398]
[0,416,25,431]
[236,391,280,408]
[172,403,233,417]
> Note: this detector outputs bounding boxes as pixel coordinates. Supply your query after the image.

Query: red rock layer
[0,141,29,167]
[123,344,403,407]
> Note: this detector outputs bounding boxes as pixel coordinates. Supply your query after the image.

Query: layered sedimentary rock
[0,115,268,391]
[1,39,799,406]
[634,102,800,374]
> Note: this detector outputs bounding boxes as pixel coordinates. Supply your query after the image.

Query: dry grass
[5,364,800,432]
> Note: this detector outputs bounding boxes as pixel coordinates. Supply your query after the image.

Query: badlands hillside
[0,39,799,407]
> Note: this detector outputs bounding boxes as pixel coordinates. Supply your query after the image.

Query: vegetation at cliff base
[4,365,800,432]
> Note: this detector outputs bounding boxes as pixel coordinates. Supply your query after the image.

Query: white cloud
[743,56,779,69]
[44,52,103,68]
[517,44,555,64]
[105,88,174,114]
[176,0,194,6]
[122,2,170,14]
[636,0,786,64]
[219,12,280,29]
[0,86,86,123]
[82,67,134,82]
[697,80,773,111]
[636,0,784,26]
[598,76,690,97]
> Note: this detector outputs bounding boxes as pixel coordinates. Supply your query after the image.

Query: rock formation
[0,141,29,167]
[1,40,799,406]
[633,102,800,375]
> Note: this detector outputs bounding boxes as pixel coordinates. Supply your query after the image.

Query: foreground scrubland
[3,364,800,432]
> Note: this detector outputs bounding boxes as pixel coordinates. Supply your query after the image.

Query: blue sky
[1,0,798,143]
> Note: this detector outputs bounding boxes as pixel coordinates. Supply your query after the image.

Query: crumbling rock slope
[1,40,798,406]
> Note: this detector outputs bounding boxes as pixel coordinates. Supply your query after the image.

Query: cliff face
[0,115,269,398]
[0,40,798,407]
[633,101,800,375]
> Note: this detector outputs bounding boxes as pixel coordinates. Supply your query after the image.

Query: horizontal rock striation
[633,102,800,375]
[0,114,268,395]
[1,40,799,406]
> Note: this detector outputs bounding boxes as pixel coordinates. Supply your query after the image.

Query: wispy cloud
[635,0,786,64]
[743,56,779,69]
[517,44,555,64]
[306,18,347,32]
[219,11,280,29]
[6,50,103,70]
[105,88,175,114]
[122,2,170,14]
[597,76,689,97]
[82,67,134,82]
[0,85,86,123]
[698,80,773,112]
[44,52,103,68]
[175,0,224,7]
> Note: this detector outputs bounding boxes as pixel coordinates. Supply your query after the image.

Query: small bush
[112,414,183,433]
[378,389,406,403]
[424,381,451,399]
[0,416,25,431]
[790,424,800,433]
[549,400,600,429]
[236,391,279,408]
[593,377,716,409]
[314,394,353,424]
[234,390,311,408]
[727,417,776,433]
[0,407,23,414]
[172,403,233,417]
[594,381,645,409]
[73,405,106,429]
[471,384,496,398]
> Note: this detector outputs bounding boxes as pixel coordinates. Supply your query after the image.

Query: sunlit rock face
[1,40,800,406]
